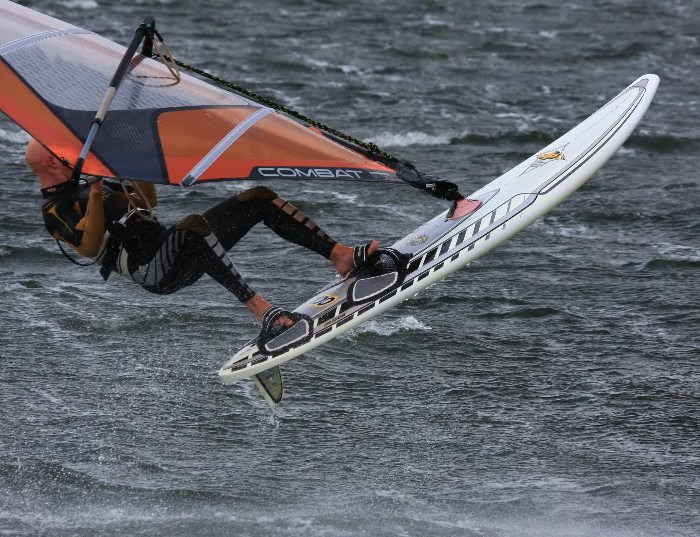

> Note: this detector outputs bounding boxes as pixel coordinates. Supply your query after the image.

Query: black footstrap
[257,307,313,357]
[260,306,286,334]
[347,248,410,305]
[353,243,373,269]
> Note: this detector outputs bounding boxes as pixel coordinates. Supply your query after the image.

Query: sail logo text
[254,167,385,179]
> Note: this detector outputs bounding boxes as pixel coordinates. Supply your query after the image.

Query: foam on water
[368,130,454,148]
[58,0,99,9]
[652,241,700,262]
[0,127,30,146]
[345,315,432,337]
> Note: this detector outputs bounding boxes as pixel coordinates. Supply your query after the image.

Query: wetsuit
[41,182,337,303]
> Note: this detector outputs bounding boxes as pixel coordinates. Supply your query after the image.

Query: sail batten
[0,29,95,55]
[181,107,275,187]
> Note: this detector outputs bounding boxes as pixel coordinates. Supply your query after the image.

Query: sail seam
[0,29,95,55]
[179,107,274,186]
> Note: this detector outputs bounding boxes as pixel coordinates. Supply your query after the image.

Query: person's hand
[90,178,103,193]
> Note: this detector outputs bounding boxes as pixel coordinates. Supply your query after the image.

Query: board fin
[253,366,284,409]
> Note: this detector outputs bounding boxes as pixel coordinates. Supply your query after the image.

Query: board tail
[253,366,284,409]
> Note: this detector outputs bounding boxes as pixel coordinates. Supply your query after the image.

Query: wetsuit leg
[134,216,255,302]
[203,186,337,258]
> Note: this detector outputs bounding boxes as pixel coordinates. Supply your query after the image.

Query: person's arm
[129,182,157,209]
[103,180,157,210]
[71,180,105,258]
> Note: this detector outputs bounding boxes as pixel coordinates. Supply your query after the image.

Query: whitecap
[368,130,452,148]
[0,127,30,145]
[653,242,699,261]
[58,0,99,9]
[346,315,431,337]
[297,188,358,204]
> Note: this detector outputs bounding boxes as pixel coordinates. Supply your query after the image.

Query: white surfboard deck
[219,74,659,385]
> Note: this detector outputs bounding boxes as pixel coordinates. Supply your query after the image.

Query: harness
[100,208,163,282]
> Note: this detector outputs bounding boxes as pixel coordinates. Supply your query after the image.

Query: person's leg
[134,215,255,303]
[203,186,337,257]
[203,186,378,275]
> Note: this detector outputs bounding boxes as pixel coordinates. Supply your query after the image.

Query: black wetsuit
[41,184,337,303]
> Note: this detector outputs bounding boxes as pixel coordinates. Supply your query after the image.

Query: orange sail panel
[157,108,395,185]
[0,59,112,176]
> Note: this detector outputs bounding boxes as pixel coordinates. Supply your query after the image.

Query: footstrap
[260,306,287,334]
[353,243,373,269]
[257,307,313,357]
[346,248,410,305]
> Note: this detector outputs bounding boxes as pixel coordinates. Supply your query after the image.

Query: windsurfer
[27,139,378,327]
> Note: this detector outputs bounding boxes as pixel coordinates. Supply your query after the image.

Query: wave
[0,460,108,490]
[640,258,700,271]
[458,129,555,146]
[455,130,700,155]
[631,243,700,271]
[57,0,99,9]
[368,125,700,156]
[0,127,30,145]
[478,306,562,319]
[0,245,59,261]
[344,315,431,337]
[367,128,556,150]
[624,132,700,154]
[368,130,454,148]
[653,242,700,260]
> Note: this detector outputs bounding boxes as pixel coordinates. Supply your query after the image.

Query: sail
[0,1,399,187]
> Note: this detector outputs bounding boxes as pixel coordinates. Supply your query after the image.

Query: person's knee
[236,186,277,203]
[175,213,212,236]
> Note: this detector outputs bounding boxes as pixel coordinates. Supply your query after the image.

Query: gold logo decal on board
[311,294,338,307]
[409,234,429,246]
[520,146,567,176]
[537,149,566,162]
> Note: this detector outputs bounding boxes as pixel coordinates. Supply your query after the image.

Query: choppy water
[1,1,698,536]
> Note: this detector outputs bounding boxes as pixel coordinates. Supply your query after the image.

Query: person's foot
[330,240,379,277]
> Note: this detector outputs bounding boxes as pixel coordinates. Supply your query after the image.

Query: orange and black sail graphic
[0,0,398,187]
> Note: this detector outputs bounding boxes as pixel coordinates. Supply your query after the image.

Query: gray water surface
[1,1,698,536]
